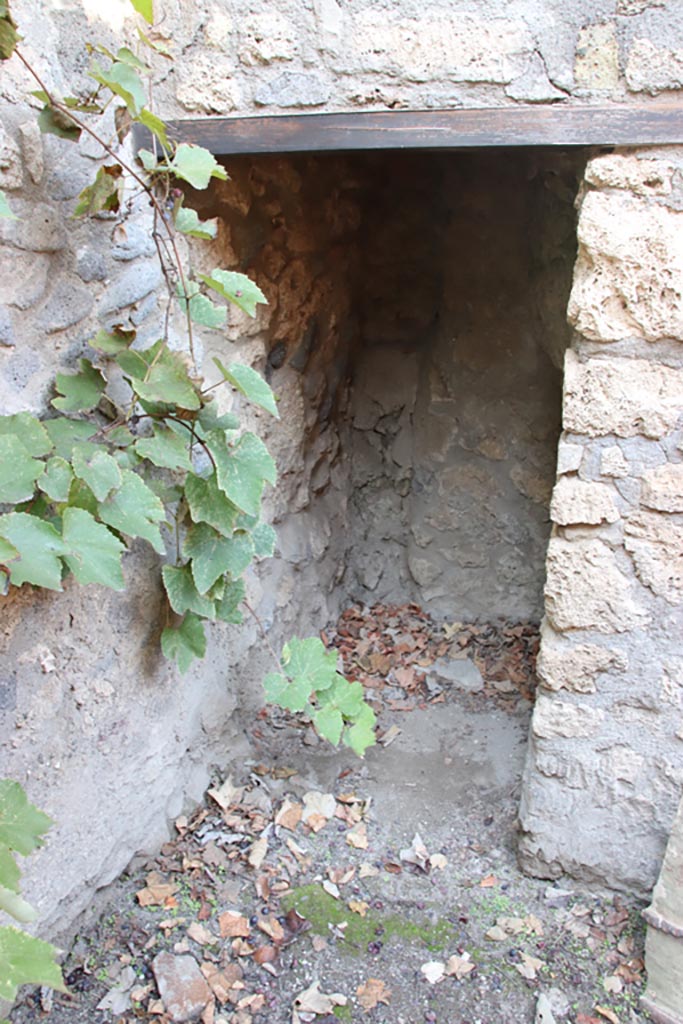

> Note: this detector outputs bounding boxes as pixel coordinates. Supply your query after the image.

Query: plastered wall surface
[1,0,683,939]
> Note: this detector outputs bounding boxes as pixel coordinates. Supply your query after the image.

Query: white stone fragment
[550,477,619,525]
[584,154,674,196]
[532,695,605,739]
[538,638,627,693]
[626,38,683,94]
[641,464,683,513]
[556,442,583,475]
[601,446,629,478]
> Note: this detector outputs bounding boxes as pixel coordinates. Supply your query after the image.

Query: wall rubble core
[1,0,683,942]
[519,147,683,896]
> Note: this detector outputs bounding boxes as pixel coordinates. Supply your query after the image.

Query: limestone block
[18,120,42,185]
[0,306,14,347]
[111,222,156,262]
[563,351,683,440]
[641,464,683,512]
[239,13,297,66]
[544,536,650,632]
[538,639,628,693]
[550,477,619,525]
[568,192,683,342]
[0,249,50,309]
[624,510,683,604]
[584,154,674,196]
[505,53,567,102]
[601,446,629,478]
[38,280,95,333]
[254,72,329,108]
[204,7,233,51]
[618,0,666,12]
[556,442,583,475]
[0,202,66,252]
[99,261,162,314]
[0,123,22,189]
[532,694,605,739]
[574,23,620,92]
[328,12,533,84]
[176,53,241,113]
[626,38,683,94]
[603,745,645,785]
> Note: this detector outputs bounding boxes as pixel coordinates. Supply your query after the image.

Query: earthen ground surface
[11,608,652,1024]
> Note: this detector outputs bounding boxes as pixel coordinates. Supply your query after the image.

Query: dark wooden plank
[143,105,683,155]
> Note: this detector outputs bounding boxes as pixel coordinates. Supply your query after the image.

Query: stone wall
[519,149,683,895]
[2,0,683,940]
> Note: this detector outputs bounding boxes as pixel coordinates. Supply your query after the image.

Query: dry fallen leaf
[524,913,545,936]
[359,863,379,879]
[312,935,328,952]
[479,874,498,888]
[136,882,178,907]
[346,823,368,849]
[485,925,507,942]
[252,944,278,965]
[420,961,445,984]
[379,724,401,747]
[258,915,285,943]
[306,812,328,833]
[208,776,243,811]
[400,832,430,872]
[445,953,476,980]
[231,937,255,956]
[328,866,355,886]
[603,975,623,995]
[322,879,340,900]
[356,978,391,1011]
[348,899,369,917]
[219,911,251,939]
[275,799,302,831]
[595,1006,619,1024]
[187,921,214,946]
[514,952,544,980]
[200,963,241,1004]
[293,980,347,1015]
[430,853,448,871]
[247,836,268,870]
[498,916,525,935]
[302,790,336,823]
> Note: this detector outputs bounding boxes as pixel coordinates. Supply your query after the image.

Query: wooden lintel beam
[151,105,683,155]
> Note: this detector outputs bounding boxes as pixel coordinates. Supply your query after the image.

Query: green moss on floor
[281,883,456,953]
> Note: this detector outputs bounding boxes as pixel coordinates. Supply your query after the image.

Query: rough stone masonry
[1,0,683,942]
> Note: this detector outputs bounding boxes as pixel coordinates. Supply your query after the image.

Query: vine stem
[244,599,282,673]
[13,46,198,370]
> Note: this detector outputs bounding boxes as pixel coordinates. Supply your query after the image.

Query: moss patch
[281,883,455,954]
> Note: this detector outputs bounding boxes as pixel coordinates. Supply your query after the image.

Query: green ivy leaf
[185,472,239,536]
[0,514,66,590]
[161,613,205,674]
[74,164,123,217]
[128,0,154,24]
[0,189,16,218]
[0,780,52,856]
[52,359,105,413]
[39,457,73,503]
[0,1,18,60]
[91,61,145,116]
[71,446,122,501]
[208,431,277,519]
[134,425,192,471]
[0,413,52,458]
[281,637,339,694]
[343,703,377,757]
[213,359,279,418]
[88,327,136,355]
[169,144,228,190]
[98,469,165,552]
[117,341,200,411]
[184,523,254,594]
[0,437,44,503]
[62,508,125,589]
[199,269,267,318]
[161,565,215,618]
[196,404,239,434]
[0,927,65,1003]
[187,292,227,330]
[43,418,95,458]
[174,207,217,240]
[214,577,245,624]
[252,521,276,558]
[37,105,81,143]
[115,46,149,71]
[138,107,168,149]
[312,705,344,746]
[263,672,312,713]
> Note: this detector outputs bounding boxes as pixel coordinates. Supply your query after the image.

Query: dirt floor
[11,605,652,1024]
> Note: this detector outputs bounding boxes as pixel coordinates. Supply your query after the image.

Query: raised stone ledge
[532,695,605,739]
[537,636,628,693]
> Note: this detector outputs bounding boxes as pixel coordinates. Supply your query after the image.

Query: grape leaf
[91,61,145,115]
[138,107,168,149]
[185,473,239,535]
[98,469,165,552]
[0,514,66,590]
[184,523,254,594]
[161,613,205,674]
[169,144,228,190]
[263,672,311,714]
[318,676,366,717]
[313,705,344,746]
[0,414,52,458]
[39,457,73,503]
[0,437,44,503]
[72,446,122,501]
[0,885,37,925]
[213,359,278,418]
[0,845,19,898]
[343,703,377,757]
[62,508,125,589]
[208,431,277,519]
[117,341,200,410]
[174,206,217,240]
[37,105,81,142]
[0,927,65,1003]
[88,327,136,355]
[252,521,276,558]
[74,164,122,217]
[282,637,339,694]
[52,360,105,413]
[0,779,53,855]
[161,565,215,618]
[187,293,226,329]
[135,425,192,471]
[214,577,245,624]
[199,269,267,318]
